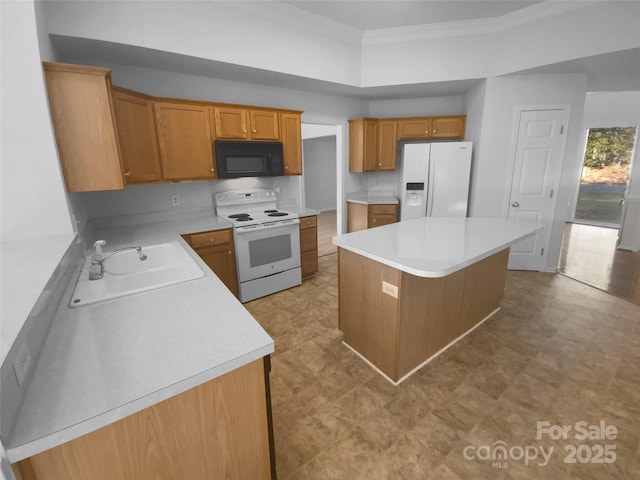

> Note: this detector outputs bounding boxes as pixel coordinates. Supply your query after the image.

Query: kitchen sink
[69,241,205,308]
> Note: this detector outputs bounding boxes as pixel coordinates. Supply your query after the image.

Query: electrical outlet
[13,340,31,386]
[171,195,180,206]
[382,281,398,298]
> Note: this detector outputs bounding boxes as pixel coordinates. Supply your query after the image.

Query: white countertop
[5,213,274,462]
[333,217,542,278]
[1,234,76,365]
[346,191,399,205]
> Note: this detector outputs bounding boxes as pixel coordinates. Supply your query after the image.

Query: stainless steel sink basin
[70,241,204,308]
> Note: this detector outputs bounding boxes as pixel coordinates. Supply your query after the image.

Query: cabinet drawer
[299,215,317,229]
[370,204,397,215]
[370,214,397,227]
[188,229,232,248]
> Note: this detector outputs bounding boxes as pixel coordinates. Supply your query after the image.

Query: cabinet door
[299,216,318,278]
[347,202,369,233]
[377,120,398,171]
[250,110,279,140]
[368,204,398,228]
[154,102,216,180]
[213,106,249,139]
[195,242,239,298]
[431,116,466,139]
[43,62,125,192]
[112,88,162,184]
[281,112,302,175]
[397,118,432,140]
[348,119,378,173]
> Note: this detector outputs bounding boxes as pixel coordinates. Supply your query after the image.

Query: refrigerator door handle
[427,157,435,217]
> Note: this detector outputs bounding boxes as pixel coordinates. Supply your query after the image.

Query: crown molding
[362,0,599,45]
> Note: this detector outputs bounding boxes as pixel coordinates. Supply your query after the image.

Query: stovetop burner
[229,213,251,219]
[264,209,278,213]
[234,217,253,222]
[267,212,289,217]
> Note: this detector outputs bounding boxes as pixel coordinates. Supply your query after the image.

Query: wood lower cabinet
[13,358,275,480]
[281,112,303,175]
[183,229,238,298]
[299,215,318,278]
[153,101,217,180]
[43,62,125,192]
[347,202,398,232]
[111,87,163,184]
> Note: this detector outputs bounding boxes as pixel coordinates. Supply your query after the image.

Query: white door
[508,109,567,270]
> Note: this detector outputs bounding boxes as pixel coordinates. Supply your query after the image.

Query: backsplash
[0,238,83,444]
[69,177,303,230]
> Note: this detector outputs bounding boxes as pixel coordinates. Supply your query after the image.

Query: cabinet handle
[252,129,257,133]
[243,129,247,134]
[124,171,130,177]
[425,130,428,135]
[209,238,214,243]
[228,251,232,255]
[433,130,437,133]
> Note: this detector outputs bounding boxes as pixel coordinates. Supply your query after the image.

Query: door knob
[511,201,520,207]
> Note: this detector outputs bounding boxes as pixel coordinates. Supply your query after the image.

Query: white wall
[303,136,337,211]
[469,74,588,271]
[43,0,362,86]
[369,95,465,117]
[0,0,73,242]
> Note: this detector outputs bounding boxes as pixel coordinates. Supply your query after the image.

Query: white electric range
[215,189,301,302]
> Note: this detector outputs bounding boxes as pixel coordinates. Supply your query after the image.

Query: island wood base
[12,357,275,480]
[338,247,510,383]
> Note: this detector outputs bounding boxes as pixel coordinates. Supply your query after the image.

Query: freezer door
[427,142,472,217]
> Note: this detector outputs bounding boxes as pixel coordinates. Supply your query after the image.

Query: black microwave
[214,140,284,178]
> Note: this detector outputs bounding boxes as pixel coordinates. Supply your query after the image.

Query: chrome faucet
[89,246,148,280]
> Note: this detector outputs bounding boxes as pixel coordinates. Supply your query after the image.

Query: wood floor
[316,210,337,257]
[245,254,640,479]
[558,223,640,306]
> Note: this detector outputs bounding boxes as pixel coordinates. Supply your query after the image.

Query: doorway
[301,123,339,256]
[558,125,640,305]
[573,126,637,228]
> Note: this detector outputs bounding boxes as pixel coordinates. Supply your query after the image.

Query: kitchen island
[332,217,542,384]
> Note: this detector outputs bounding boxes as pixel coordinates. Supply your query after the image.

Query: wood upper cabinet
[153,101,216,180]
[397,117,432,140]
[397,115,466,140]
[281,112,302,175]
[431,116,466,139]
[213,106,279,140]
[43,62,125,192]
[377,120,398,171]
[111,87,162,184]
[349,118,378,172]
[183,229,238,298]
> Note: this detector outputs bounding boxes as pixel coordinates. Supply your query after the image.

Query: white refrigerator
[399,142,472,221]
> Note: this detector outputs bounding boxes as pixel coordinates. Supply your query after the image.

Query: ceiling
[281,0,542,30]
[50,1,639,100]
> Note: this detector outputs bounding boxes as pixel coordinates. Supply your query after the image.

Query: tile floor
[245,254,640,480]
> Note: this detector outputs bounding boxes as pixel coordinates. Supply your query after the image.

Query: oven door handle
[235,218,300,234]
